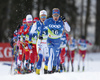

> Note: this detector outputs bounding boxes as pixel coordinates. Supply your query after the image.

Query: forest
[0,0,100,51]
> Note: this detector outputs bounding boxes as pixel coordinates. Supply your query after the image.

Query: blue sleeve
[39,19,49,36]
[44,19,49,26]
[39,23,44,36]
[29,33,32,42]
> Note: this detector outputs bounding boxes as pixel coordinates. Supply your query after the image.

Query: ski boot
[24,68,31,74]
[17,66,21,74]
[27,69,32,73]
[48,71,52,74]
[14,68,17,75]
[44,65,48,74]
[36,69,40,75]
[60,64,63,72]
[31,67,34,72]
[20,69,25,74]
[72,65,74,72]
[44,69,48,74]
[78,65,80,71]
[67,66,69,72]
[52,66,56,73]
[82,66,85,71]
[56,68,60,73]
[31,63,34,72]
[25,63,31,73]
[64,66,66,72]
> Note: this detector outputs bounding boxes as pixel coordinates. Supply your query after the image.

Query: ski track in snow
[0,53,100,80]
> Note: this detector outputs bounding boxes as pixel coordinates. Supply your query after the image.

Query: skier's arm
[39,19,48,40]
[86,40,92,45]
[23,26,30,35]
[30,23,37,34]
[61,16,71,33]
[18,26,24,35]
[29,23,37,42]
[64,21,71,32]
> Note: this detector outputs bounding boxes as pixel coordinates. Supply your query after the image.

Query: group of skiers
[10,8,92,75]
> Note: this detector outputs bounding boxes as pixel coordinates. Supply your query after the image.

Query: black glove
[39,35,43,40]
[18,36,20,41]
[61,16,66,22]
[29,43,33,46]
[28,43,32,49]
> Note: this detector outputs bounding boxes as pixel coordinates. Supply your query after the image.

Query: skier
[28,17,39,72]
[30,10,49,75]
[77,36,92,71]
[16,18,28,74]
[58,16,71,72]
[58,33,69,72]
[11,24,22,74]
[22,14,33,73]
[17,15,33,73]
[67,36,77,72]
[39,8,71,74]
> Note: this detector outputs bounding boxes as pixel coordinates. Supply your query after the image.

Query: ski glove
[61,16,66,22]
[39,35,43,40]
[29,43,33,46]
[28,43,32,49]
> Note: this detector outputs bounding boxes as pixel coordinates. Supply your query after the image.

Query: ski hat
[39,10,47,16]
[26,14,33,22]
[33,17,39,23]
[22,18,26,24]
[52,8,60,15]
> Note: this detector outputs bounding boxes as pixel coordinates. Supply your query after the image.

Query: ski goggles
[27,21,32,23]
[52,14,59,17]
[40,16,47,19]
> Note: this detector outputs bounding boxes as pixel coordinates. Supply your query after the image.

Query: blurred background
[0,0,100,52]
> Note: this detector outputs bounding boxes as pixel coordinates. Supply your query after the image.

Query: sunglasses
[40,16,47,18]
[53,15,59,17]
[27,21,32,23]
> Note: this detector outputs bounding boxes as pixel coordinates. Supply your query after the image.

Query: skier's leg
[17,44,23,73]
[24,44,30,72]
[60,48,65,72]
[78,50,82,71]
[82,50,86,71]
[44,44,49,74]
[67,50,70,72]
[71,50,75,72]
[52,45,60,73]
[36,41,43,75]
[48,47,54,73]
[56,48,61,72]
[29,44,37,72]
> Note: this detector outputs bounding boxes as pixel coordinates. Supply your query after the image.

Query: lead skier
[39,8,71,73]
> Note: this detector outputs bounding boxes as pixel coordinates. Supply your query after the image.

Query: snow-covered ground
[0,53,100,80]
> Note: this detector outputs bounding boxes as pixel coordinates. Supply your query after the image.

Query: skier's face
[40,14,47,23]
[52,13,60,21]
[26,21,33,26]
[22,22,26,25]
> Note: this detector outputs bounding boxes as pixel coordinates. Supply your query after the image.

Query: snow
[0,53,100,80]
